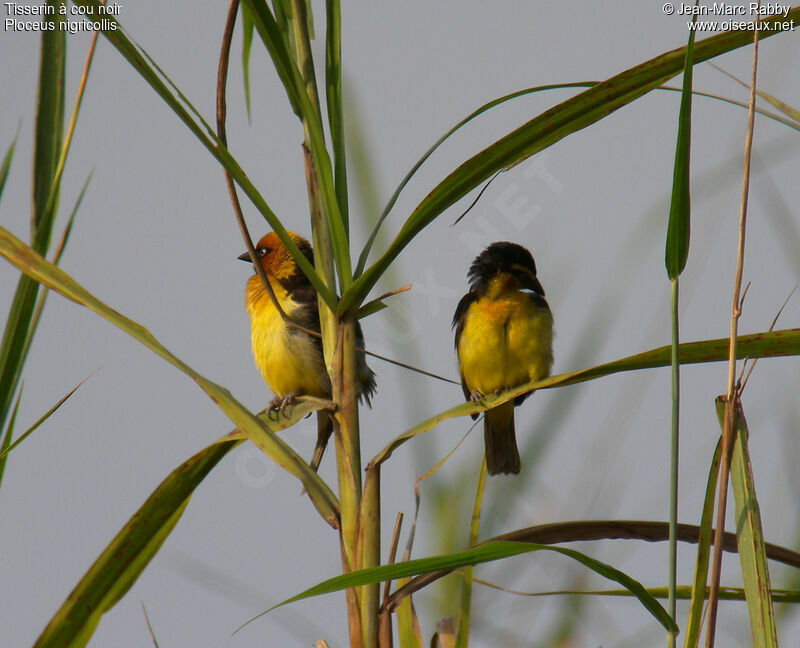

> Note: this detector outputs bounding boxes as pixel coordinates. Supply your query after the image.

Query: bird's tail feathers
[309,411,334,473]
[484,402,520,475]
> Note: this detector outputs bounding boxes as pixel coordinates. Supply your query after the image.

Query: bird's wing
[453,290,480,415]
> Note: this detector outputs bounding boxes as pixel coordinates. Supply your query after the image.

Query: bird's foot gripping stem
[267,392,300,418]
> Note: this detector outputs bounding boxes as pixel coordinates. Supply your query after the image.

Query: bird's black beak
[237,251,253,262]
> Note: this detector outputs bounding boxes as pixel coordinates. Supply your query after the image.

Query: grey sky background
[2,2,799,646]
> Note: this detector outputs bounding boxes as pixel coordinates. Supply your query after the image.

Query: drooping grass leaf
[0,10,66,447]
[0,386,21,492]
[34,431,242,648]
[0,227,340,525]
[240,2,254,122]
[355,78,799,277]
[325,0,348,231]
[371,328,800,465]
[354,81,594,277]
[258,541,678,634]
[32,1,66,245]
[0,129,19,201]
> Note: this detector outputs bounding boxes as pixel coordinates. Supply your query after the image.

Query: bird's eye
[257,247,270,257]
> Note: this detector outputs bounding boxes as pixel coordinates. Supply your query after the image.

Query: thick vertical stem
[331,315,364,647]
[359,464,381,647]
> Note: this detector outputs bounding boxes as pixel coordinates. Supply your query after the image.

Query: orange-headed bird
[453,242,553,475]
[239,231,376,471]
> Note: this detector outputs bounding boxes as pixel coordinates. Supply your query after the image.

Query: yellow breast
[245,275,330,398]
[457,290,553,396]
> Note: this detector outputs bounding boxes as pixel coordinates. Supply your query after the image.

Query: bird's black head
[467,241,544,296]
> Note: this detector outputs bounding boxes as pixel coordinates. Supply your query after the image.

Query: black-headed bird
[453,241,553,475]
[239,231,376,471]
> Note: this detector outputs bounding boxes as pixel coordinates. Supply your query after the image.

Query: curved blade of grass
[385,520,800,634]
[32,2,65,243]
[475,585,800,604]
[0,129,19,200]
[256,541,677,634]
[0,386,21,492]
[0,227,340,526]
[325,0,348,229]
[370,328,800,465]
[240,2,254,122]
[354,82,594,277]
[71,0,335,308]
[34,429,246,648]
[342,11,799,312]
[0,372,90,461]
[715,398,778,647]
[683,438,723,648]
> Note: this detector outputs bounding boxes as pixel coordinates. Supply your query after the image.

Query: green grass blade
[0,386,22,492]
[325,0,348,230]
[370,328,800,465]
[0,374,88,461]
[256,541,677,634]
[33,433,243,648]
[715,398,778,647]
[0,14,67,447]
[0,227,340,526]
[494,586,800,603]
[665,15,696,635]
[0,129,19,201]
[31,1,66,246]
[240,2,255,122]
[665,7,697,279]
[342,12,799,312]
[683,438,723,648]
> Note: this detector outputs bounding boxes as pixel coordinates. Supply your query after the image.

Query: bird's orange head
[237,231,314,280]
